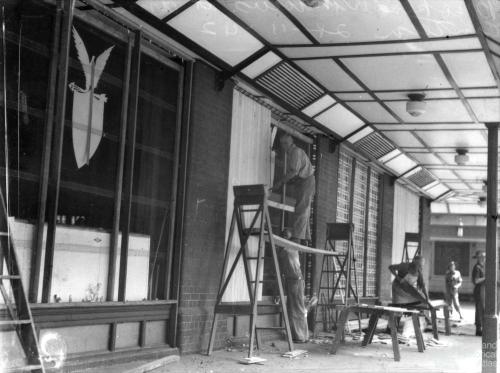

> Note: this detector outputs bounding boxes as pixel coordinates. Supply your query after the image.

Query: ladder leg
[266,209,294,353]
[207,313,219,356]
[248,209,266,357]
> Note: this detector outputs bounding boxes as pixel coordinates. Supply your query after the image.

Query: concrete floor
[79,303,483,373]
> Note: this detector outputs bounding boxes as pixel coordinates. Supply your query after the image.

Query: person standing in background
[444,261,463,320]
[472,251,486,336]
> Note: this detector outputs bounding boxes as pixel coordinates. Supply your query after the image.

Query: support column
[482,122,499,373]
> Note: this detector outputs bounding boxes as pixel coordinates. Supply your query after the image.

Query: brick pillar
[377,174,395,302]
[177,62,234,353]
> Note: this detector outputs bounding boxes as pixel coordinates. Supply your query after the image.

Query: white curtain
[222,90,272,302]
[392,183,420,264]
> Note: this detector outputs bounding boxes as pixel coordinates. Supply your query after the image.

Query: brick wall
[312,137,340,293]
[419,197,432,289]
[177,61,233,353]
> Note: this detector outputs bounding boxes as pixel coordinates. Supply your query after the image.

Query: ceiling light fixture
[406,93,426,117]
[300,0,325,7]
[454,148,469,166]
[478,196,486,207]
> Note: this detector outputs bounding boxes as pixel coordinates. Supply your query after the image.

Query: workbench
[330,304,425,362]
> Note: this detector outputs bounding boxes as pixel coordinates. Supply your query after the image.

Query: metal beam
[41,0,75,303]
[482,122,499,373]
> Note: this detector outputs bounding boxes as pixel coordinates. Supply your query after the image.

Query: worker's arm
[272,148,300,190]
[388,264,400,278]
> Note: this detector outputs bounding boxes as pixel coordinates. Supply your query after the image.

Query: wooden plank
[267,199,294,213]
[268,235,335,256]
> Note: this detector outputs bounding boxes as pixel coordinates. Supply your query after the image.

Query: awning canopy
[79,0,500,212]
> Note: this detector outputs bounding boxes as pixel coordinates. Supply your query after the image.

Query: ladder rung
[249,279,275,283]
[0,275,21,280]
[255,326,286,330]
[246,257,265,260]
[0,232,9,236]
[0,318,33,325]
[5,365,43,372]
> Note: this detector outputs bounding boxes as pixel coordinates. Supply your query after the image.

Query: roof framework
[80,0,500,213]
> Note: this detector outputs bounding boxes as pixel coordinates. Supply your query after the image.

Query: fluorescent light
[378,149,401,163]
[384,154,417,175]
[347,126,374,144]
[301,95,336,117]
[314,104,364,137]
[241,52,281,78]
[426,183,449,199]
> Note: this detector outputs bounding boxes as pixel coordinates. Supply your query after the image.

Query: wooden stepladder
[207,184,293,358]
[401,232,421,263]
[0,186,46,372]
[314,223,360,335]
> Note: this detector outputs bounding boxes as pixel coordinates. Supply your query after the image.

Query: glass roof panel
[442,52,496,88]
[473,0,500,41]
[409,153,443,165]
[136,0,190,19]
[295,59,362,91]
[277,0,419,43]
[346,102,397,123]
[414,129,487,148]
[382,131,423,147]
[315,104,364,137]
[378,148,401,163]
[456,169,488,181]
[342,54,451,90]
[241,52,281,78]
[301,95,336,117]
[167,1,263,66]
[220,0,312,44]
[468,98,500,122]
[430,169,459,180]
[384,100,473,123]
[408,0,475,37]
[384,153,417,175]
[426,183,450,198]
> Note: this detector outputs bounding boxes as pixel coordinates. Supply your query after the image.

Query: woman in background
[444,261,463,320]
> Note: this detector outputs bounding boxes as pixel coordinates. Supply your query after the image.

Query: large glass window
[51,20,127,303]
[0,10,184,304]
[1,11,54,289]
[126,53,181,301]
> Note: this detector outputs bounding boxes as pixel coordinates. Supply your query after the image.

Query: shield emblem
[69,27,114,169]
[71,90,106,169]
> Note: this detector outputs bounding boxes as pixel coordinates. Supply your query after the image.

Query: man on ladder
[271,133,317,343]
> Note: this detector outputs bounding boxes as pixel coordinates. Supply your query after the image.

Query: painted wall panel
[223,90,272,302]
